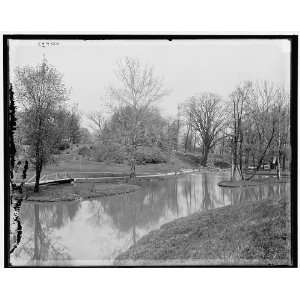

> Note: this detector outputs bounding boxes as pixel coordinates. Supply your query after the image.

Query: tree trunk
[176,116,180,151]
[239,132,244,180]
[129,137,137,182]
[129,158,136,181]
[231,151,235,179]
[282,153,286,171]
[277,152,281,180]
[34,163,42,193]
[201,145,209,166]
[277,122,281,179]
[231,137,239,180]
[245,149,250,170]
[246,126,275,181]
[184,124,190,153]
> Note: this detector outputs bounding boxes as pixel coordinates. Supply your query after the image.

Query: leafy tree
[14,58,68,192]
[67,106,81,144]
[8,84,17,180]
[109,57,168,180]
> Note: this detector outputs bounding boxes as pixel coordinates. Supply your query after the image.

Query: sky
[9,39,291,128]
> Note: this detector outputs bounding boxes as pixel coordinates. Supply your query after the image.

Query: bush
[93,142,126,163]
[57,142,70,151]
[175,151,202,165]
[214,160,231,169]
[135,146,167,164]
[93,143,168,165]
[78,146,91,157]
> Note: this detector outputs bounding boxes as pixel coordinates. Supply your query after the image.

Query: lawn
[25,182,141,202]
[25,152,200,181]
[115,195,291,266]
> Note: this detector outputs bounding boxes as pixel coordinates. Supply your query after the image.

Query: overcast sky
[9,39,291,127]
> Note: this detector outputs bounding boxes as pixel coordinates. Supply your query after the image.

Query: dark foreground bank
[115,195,291,266]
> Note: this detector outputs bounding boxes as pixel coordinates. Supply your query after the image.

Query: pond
[10,171,290,266]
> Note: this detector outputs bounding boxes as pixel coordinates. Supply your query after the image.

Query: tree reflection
[174,179,179,216]
[101,180,180,233]
[12,203,71,265]
[10,193,24,255]
[87,201,105,226]
[267,184,275,199]
[202,173,213,210]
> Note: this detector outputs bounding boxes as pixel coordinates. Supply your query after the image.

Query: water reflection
[10,172,290,266]
[11,203,73,265]
[10,194,23,254]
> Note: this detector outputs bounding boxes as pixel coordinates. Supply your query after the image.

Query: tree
[186,93,225,166]
[245,81,280,180]
[9,84,29,254]
[182,108,193,153]
[67,105,81,144]
[109,57,168,180]
[14,58,68,192]
[229,81,254,180]
[273,87,290,178]
[88,110,105,138]
[79,127,93,144]
[8,84,29,193]
[8,84,17,181]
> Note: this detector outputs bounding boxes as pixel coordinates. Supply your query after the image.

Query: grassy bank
[22,152,203,202]
[25,152,201,180]
[25,183,141,202]
[115,196,291,266]
[218,177,290,188]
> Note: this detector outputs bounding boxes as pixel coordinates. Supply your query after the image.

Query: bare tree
[273,86,290,179]
[88,110,105,138]
[67,105,81,144]
[245,81,280,180]
[183,110,192,153]
[186,93,225,166]
[229,81,254,180]
[109,57,168,180]
[14,58,68,192]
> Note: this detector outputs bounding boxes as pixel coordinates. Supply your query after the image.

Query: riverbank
[24,151,231,181]
[25,152,199,179]
[24,168,203,202]
[115,195,291,266]
[22,152,211,201]
[25,183,141,202]
[218,177,290,188]
[24,165,231,202]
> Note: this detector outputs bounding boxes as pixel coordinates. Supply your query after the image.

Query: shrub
[93,142,126,163]
[57,142,70,151]
[135,146,167,164]
[78,146,91,157]
[175,151,202,165]
[214,160,231,169]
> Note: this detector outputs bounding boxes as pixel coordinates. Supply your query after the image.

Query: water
[10,172,290,266]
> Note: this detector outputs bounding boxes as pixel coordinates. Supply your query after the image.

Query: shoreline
[23,167,231,202]
[218,177,290,188]
[24,183,142,203]
[115,196,291,266]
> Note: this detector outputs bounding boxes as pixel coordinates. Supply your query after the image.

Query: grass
[25,182,141,202]
[25,152,200,180]
[218,177,290,188]
[115,195,291,266]
[22,152,201,201]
